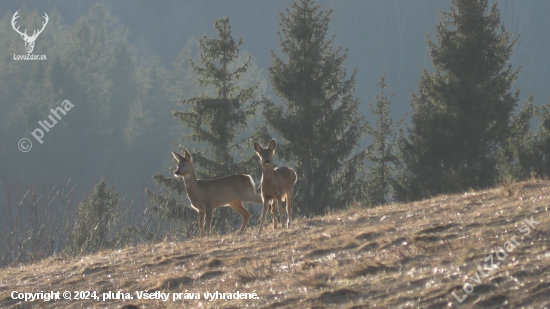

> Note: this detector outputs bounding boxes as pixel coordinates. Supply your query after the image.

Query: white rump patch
[247,175,255,188]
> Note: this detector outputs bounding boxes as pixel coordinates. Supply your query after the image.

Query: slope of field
[1,179,549,308]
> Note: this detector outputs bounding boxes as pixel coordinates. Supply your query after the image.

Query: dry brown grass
[1,179,550,308]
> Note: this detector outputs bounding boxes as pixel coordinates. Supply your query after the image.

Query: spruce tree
[263,0,367,215]
[531,100,550,177]
[398,0,525,200]
[365,76,402,206]
[175,17,258,177]
[539,102,550,176]
[153,17,259,234]
[69,179,120,255]
[498,99,537,180]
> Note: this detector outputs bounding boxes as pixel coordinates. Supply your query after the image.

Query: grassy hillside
[1,179,549,308]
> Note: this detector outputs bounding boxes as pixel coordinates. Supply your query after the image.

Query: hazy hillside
[2,178,549,308]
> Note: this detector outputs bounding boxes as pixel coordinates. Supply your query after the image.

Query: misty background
[1,1,549,194]
[1,0,549,263]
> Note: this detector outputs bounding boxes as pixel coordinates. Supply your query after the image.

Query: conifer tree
[498,99,537,180]
[69,179,120,255]
[174,18,259,178]
[263,0,367,215]
[152,17,260,234]
[365,76,402,206]
[537,101,550,176]
[528,100,550,177]
[397,0,526,200]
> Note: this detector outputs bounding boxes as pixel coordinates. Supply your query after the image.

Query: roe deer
[254,139,297,236]
[172,150,263,237]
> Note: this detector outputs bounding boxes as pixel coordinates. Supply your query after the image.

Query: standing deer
[172,150,263,237]
[254,139,297,236]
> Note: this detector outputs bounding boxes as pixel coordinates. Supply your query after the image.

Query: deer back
[195,174,258,207]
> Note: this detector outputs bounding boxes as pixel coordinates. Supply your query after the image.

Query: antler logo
[11,10,49,54]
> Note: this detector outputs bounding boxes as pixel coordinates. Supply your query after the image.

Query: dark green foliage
[397,0,526,200]
[152,17,260,234]
[536,101,550,176]
[174,17,259,177]
[263,0,367,215]
[69,179,120,255]
[365,76,402,206]
[514,100,550,179]
[497,98,537,180]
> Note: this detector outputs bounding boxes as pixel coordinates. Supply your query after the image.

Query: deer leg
[230,201,251,233]
[204,209,213,237]
[258,197,270,236]
[198,210,206,237]
[277,196,284,229]
[271,199,278,230]
[286,192,293,229]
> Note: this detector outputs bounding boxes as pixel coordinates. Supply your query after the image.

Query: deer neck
[262,165,276,179]
[182,167,199,193]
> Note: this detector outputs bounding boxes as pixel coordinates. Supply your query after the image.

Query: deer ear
[253,142,263,154]
[268,139,276,151]
[184,150,193,163]
[172,151,182,162]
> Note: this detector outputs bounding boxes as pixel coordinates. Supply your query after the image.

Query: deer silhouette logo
[11,10,49,54]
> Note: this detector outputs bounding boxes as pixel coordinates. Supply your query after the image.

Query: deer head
[254,139,277,168]
[172,150,194,178]
[12,10,49,54]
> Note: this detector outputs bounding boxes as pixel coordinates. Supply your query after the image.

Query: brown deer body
[172,150,262,237]
[254,139,297,236]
